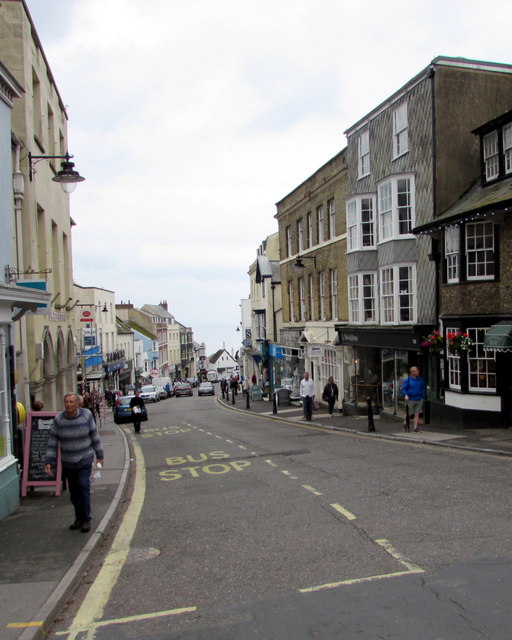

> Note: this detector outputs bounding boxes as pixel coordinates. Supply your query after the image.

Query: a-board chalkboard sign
[21,411,62,497]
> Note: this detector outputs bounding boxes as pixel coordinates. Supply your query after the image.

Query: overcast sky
[24,0,512,355]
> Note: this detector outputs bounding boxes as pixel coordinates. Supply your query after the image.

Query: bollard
[245,390,250,410]
[405,404,410,431]
[272,391,277,414]
[232,389,236,405]
[366,396,375,432]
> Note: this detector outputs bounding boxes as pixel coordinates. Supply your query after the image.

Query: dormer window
[503,123,512,174]
[483,131,499,181]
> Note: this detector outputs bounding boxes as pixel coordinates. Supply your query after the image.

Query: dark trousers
[64,464,92,522]
[327,397,336,414]
[133,417,141,433]
[302,395,313,420]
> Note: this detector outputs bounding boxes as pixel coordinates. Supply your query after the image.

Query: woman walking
[322,376,339,417]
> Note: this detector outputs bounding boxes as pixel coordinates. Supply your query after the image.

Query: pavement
[3,395,512,640]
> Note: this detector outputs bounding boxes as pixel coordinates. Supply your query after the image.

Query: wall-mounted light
[294,255,317,271]
[28,151,85,193]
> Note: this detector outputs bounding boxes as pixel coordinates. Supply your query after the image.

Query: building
[336,56,512,420]
[208,348,239,380]
[0,1,84,411]
[415,108,512,428]
[0,59,50,519]
[275,147,348,402]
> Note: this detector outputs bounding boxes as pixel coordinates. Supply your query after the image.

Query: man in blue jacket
[401,366,425,432]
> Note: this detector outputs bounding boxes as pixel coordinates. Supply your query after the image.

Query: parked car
[139,385,160,403]
[186,377,198,388]
[114,395,148,424]
[174,381,193,397]
[198,381,215,396]
[154,385,168,400]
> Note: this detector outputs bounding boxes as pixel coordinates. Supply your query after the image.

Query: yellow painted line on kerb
[299,538,423,594]
[7,621,43,628]
[331,502,357,520]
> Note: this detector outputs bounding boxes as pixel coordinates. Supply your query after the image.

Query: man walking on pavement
[300,371,315,421]
[44,392,104,533]
[401,366,425,432]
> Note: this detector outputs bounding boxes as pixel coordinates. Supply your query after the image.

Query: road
[48,392,512,639]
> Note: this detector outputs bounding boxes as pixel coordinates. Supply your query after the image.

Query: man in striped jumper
[44,393,104,533]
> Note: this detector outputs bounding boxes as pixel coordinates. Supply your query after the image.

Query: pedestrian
[220,378,227,399]
[300,372,315,421]
[401,366,425,432]
[43,393,104,533]
[105,388,112,408]
[32,399,44,411]
[129,390,146,434]
[322,376,339,417]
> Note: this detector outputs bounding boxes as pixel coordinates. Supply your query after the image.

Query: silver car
[139,385,159,403]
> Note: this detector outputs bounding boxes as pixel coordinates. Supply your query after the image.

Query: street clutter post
[367,396,375,432]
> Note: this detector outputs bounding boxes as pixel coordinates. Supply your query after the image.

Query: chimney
[161,300,168,310]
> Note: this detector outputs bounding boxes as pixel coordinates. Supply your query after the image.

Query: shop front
[335,325,433,419]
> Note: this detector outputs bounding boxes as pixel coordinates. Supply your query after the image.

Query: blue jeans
[64,464,92,522]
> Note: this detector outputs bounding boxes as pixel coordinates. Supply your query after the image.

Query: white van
[151,377,173,399]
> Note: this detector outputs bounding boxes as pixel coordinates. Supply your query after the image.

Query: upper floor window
[319,272,326,320]
[445,226,460,283]
[330,269,338,321]
[297,218,304,253]
[466,221,495,280]
[348,272,377,324]
[503,123,512,174]
[288,281,295,322]
[346,195,375,251]
[393,103,408,159]
[328,198,336,238]
[358,130,370,178]
[286,225,292,257]
[377,175,415,241]
[483,131,499,181]
[317,205,325,244]
[308,274,315,321]
[306,212,313,248]
[299,277,306,321]
[380,264,416,324]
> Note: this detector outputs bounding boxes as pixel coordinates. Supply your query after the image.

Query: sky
[24,0,512,355]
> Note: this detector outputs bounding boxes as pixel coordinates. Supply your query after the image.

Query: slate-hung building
[336,56,512,420]
[416,108,512,428]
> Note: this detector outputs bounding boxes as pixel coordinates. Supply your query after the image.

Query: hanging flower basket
[446,331,474,355]
[421,330,444,353]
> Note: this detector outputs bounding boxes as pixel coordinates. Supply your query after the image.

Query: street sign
[80,309,95,322]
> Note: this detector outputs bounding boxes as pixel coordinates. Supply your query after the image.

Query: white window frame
[379,264,416,325]
[297,218,304,253]
[377,175,415,242]
[319,272,326,320]
[446,326,461,390]
[330,268,338,321]
[483,131,499,181]
[392,103,408,159]
[466,221,495,281]
[346,195,376,251]
[328,198,336,239]
[348,272,377,325]
[444,226,460,283]
[317,205,325,244]
[306,212,313,248]
[299,277,306,321]
[288,281,295,322]
[468,327,496,392]
[503,123,512,174]
[308,274,314,321]
[286,225,292,257]
[358,130,370,178]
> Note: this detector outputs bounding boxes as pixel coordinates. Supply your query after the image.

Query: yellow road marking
[299,569,421,593]
[265,459,278,467]
[331,503,357,520]
[7,622,43,628]
[56,607,196,636]
[238,445,247,450]
[282,470,299,479]
[302,485,323,496]
[62,435,147,639]
[376,538,424,573]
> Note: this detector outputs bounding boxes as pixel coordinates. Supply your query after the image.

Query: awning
[483,321,512,352]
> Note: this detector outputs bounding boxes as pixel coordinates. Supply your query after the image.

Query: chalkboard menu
[21,412,62,497]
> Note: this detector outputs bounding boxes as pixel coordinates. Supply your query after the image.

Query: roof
[414,177,512,233]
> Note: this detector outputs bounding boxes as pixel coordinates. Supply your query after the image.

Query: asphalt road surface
[49,391,512,639]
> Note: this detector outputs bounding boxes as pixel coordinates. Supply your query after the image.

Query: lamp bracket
[5,265,52,283]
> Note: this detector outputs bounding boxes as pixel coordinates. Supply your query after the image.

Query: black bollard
[232,389,235,404]
[366,396,375,432]
[245,390,250,410]
[405,404,410,432]
[272,391,277,414]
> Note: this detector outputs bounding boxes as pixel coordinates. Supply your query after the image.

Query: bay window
[379,264,416,324]
[377,175,415,241]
